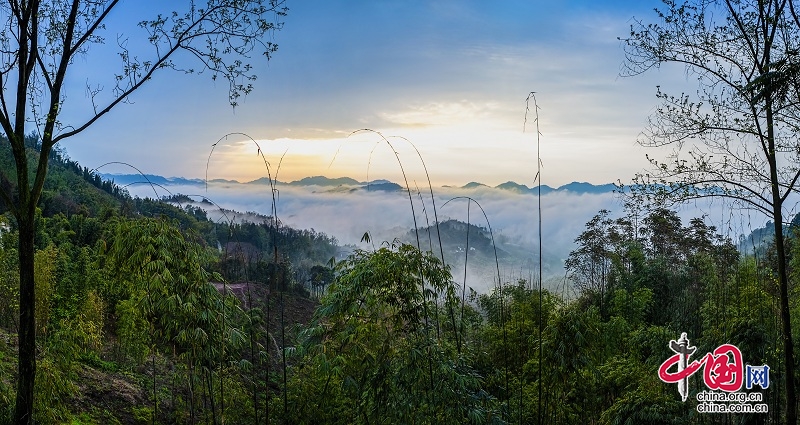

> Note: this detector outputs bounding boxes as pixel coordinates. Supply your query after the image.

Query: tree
[105,217,247,423]
[0,1,286,422]
[621,0,800,421]
[565,210,620,313]
[284,244,497,424]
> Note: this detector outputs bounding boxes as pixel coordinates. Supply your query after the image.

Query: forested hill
[0,139,344,422]
[0,136,340,277]
[399,219,560,290]
[0,137,125,217]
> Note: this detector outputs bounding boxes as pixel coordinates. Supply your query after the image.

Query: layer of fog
[124,181,766,293]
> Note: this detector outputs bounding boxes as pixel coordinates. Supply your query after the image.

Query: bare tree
[0,1,286,422]
[621,0,800,421]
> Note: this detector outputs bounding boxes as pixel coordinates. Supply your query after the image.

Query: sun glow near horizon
[197,116,654,189]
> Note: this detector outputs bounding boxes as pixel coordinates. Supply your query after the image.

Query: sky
[90,0,771,289]
[57,0,693,188]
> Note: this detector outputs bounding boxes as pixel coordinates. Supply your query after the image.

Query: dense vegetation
[0,139,794,423]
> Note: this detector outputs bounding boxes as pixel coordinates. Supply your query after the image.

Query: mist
[122,178,759,293]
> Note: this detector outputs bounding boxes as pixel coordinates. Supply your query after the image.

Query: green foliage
[33,245,58,338]
[34,292,105,424]
[598,379,684,425]
[282,243,499,424]
[622,0,800,420]
[33,356,77,424]
[477,280,556,394]
[609,287,652,328]
[131,406,154,424]
[473,207,758,424]
[0,331,14,424]
[102,216,254,422]
[114,298,150,365]
[0,224,18,329]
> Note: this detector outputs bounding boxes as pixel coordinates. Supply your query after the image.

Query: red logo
[658,333,744,401]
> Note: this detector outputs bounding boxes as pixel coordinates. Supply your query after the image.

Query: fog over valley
[108,173,751,293]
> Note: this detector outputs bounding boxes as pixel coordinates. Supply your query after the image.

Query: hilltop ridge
[100,173,620,195]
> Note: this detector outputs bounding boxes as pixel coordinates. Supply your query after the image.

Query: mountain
[462,182,489,189]
[556,182,617,194]
[288,176,361,186]
[107,172,620,197]
[246,176,280,185]
[396,219,562,291]
[452,180,618,195]
[494,181,532,194]
[244,176,405,192]
[737,213,800,255]
[0,150,125,218]
[404,219,505,258]
[493,181,558,195]
[362,181,404,192]
[364,179,393,185]
[493,180,616,195]
[246,175,379,187]
[100,173,204,187]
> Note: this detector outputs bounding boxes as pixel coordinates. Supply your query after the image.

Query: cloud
[378,101,503,128]
[126,175,768,293]
[128,180,617,282]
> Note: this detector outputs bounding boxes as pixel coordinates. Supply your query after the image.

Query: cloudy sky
[59,0,693,188]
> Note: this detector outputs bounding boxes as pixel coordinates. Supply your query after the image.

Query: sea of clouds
[122,179,763,293]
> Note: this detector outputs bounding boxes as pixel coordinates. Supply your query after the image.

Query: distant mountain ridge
[287,176,360,186]
[486,181,617,195]
[100,173,618,195]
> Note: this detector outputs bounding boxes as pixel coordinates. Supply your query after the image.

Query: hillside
[0,141,332,424]
[0,138,125,217]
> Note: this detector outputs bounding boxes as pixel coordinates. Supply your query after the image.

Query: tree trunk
[774,215,797,423]
[14,212,36,425]
[767,91,797,423]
